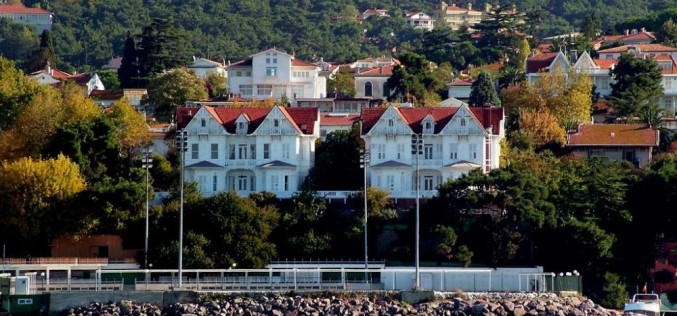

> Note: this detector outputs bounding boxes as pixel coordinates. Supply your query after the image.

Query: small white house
[405,12,435,31]
[188,57,227,79]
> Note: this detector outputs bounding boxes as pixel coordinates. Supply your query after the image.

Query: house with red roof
[405,11,435,31]
[0,4,53,32]
[319,113,360,138]
[360,8,390,20]
[27,65,106,95]
[597,44,677,61]
[447,77,475,100]
[591,29,656,50]
[566,123,659,168]
[354,65,394,100]
[226,48,326,103]
[361,104,504,199]
[176,105,320,197]
[440,2,484,31]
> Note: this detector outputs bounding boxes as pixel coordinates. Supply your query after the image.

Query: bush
[601,272,629,309]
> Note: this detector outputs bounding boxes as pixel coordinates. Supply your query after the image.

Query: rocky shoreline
[62,292,620,316]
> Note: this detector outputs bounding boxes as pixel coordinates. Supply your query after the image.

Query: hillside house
[188,57,227,79]
[0,4,52,32]
[405,12,435,31]
[354,66,394,100]
[566,124,658,168]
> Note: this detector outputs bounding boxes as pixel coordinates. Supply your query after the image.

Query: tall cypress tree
[118,33,140,89]
[469,71,501,107]
[136,18,184,87]
[26,30,56,73]
[608,53,663,119]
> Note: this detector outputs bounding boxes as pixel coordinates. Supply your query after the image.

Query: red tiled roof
[622,32,655,41]
[29,68,71,79]
[178,106,318,135]
[90,89,124,100]
[449,78,474,85]
[536,43,554,53]
[66,73,93,86]
[593,59,617,69]
[291,59,317,67]
[361,106,503,135]
[286,107,319,134]
[598,44,677,54]
[320,114,360,126]
[526,53,558,73]
[357,65,394,75]
[0,4,51,14]
[567,124,658,146]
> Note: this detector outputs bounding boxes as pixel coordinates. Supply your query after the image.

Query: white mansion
[177,106,320,198]
[361,105,504,198]
[176,104,504,199]
[227,48,327,101]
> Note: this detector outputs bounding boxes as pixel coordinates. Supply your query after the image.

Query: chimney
[625,29,629,36]
[641,27,646,33]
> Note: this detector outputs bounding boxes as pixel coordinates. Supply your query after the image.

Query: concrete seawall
[49,291,197,314]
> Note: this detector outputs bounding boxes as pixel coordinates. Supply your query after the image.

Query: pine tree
[469,71,501,107]
[26,30,56,73]
[136,18,184,87]
[608,53,663,120]
[118,33,140,89]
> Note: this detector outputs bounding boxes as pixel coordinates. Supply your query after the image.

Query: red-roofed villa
[566,123,659,167]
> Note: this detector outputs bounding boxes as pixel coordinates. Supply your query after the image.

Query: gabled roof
[598,44,677,54]
[361,106,503,135]
[291,59,317,67]
[356,65,394,76]
[448,78,474,86]
[66,73,94,86]
[178,106,318,135]
[372,160,411,168]
[257,160,296,168]
[526,53,559,73]
[593,59,617,69]
[567,124,658,147]
[227,59,253,67]
[0,4,51,14]
[185,161,224,168]
[28,68,71,79]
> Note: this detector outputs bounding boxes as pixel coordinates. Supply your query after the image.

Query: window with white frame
[257,85,273,96]
[449,143,458,159]
[263,143,270,159]
[239,85,253,96]
[191,144,199,159]
[229,144,235,160]
[211,143,218,159]
[250,144,256,159]
[266,67,278,77]
[469,144,477,160]
[212,174,218,192]
[271,175,279,191]
[377,144,386,159]
[460,118,466,127]
[284,175,289,191]
[201,118,206,127]
[397,143,405,159]
[387,175,395,191]
[238,144,247,159]
[282,143,290,159]
[424,144,433,159]
[388,119,394,127]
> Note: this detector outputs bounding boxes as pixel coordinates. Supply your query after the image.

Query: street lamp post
[411,133,423,289]
[359,148,370,282]
[141,148,153,269]
[175,129,188,288]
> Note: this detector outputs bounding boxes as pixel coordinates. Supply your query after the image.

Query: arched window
[365,82,373,97]
[383,82,389,97]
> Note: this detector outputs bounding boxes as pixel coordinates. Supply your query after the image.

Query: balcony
[227,160,258,168]
[419,159,444,167]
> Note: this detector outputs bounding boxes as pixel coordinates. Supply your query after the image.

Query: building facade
[405,12,435,31]
[354,66,393,100]
[361,105,504,198]
[177,106,320,198]
[566,123,658,168]
[188,57,227,79]
[227,48,326,101]
[441,3,483,31]
[0,4,53,32]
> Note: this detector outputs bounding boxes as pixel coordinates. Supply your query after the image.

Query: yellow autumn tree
[0,154,87,241]
[516,109,566,147]
[0,84,101,160]
[107,98,150,152]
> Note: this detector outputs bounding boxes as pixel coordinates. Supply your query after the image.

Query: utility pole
[175,129,188,288]
[141,147,153,269]
[360,148,370,283]
[411,133,423,289]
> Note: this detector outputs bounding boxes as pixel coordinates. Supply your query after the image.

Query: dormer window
[274,119,280,127]
[460,119,466,127]
[388,119,394,127]
[201,118,206,127]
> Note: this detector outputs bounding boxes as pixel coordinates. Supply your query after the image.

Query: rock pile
[61,293,620,316]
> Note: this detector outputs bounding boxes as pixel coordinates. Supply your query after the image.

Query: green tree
[0,56,42,131]
[96,70,120,90]
[118,33,141,89]
[26,30,57,73]
[305,125,361,190]
[0,18,39,67]
[657,19,677,47]
[136,18,184,86]
[608,53,664,120]
[144,68,207,122]
[469,71,501,107]
[205,71,227,98]
[601,272,629,309]
[327,72,356,98]
[387,52,449,104]
[581,11,601,38]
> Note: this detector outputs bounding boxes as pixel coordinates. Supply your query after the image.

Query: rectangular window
[469,144,478,160]
[251,176,256,191]
[229,144,235,160]
[449,143,458,160]
[228,176,235,190]
[424,144,433,160]
[239,85,253,96]
[424,176,434,190]
[284,175,289,191]
[212,174,217,192]
[246,71,251,76]
[238,176,247,191]
[236,71,242,77]
[387,175,395,191]
[397,144,405,159]
[273,58,278,64]
[282,143,290,159]
[250,144,256,159]
[266,58,270,64]
[191,144,199,159]
[211,143,218,159]
[257,84,272,96]
[238,144,247,159]
[376,144,386,159]
[266,67,277,77]
[264,143,270,159]
[271,175,279,191]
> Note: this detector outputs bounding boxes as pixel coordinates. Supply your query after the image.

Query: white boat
[624,294,662,316]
